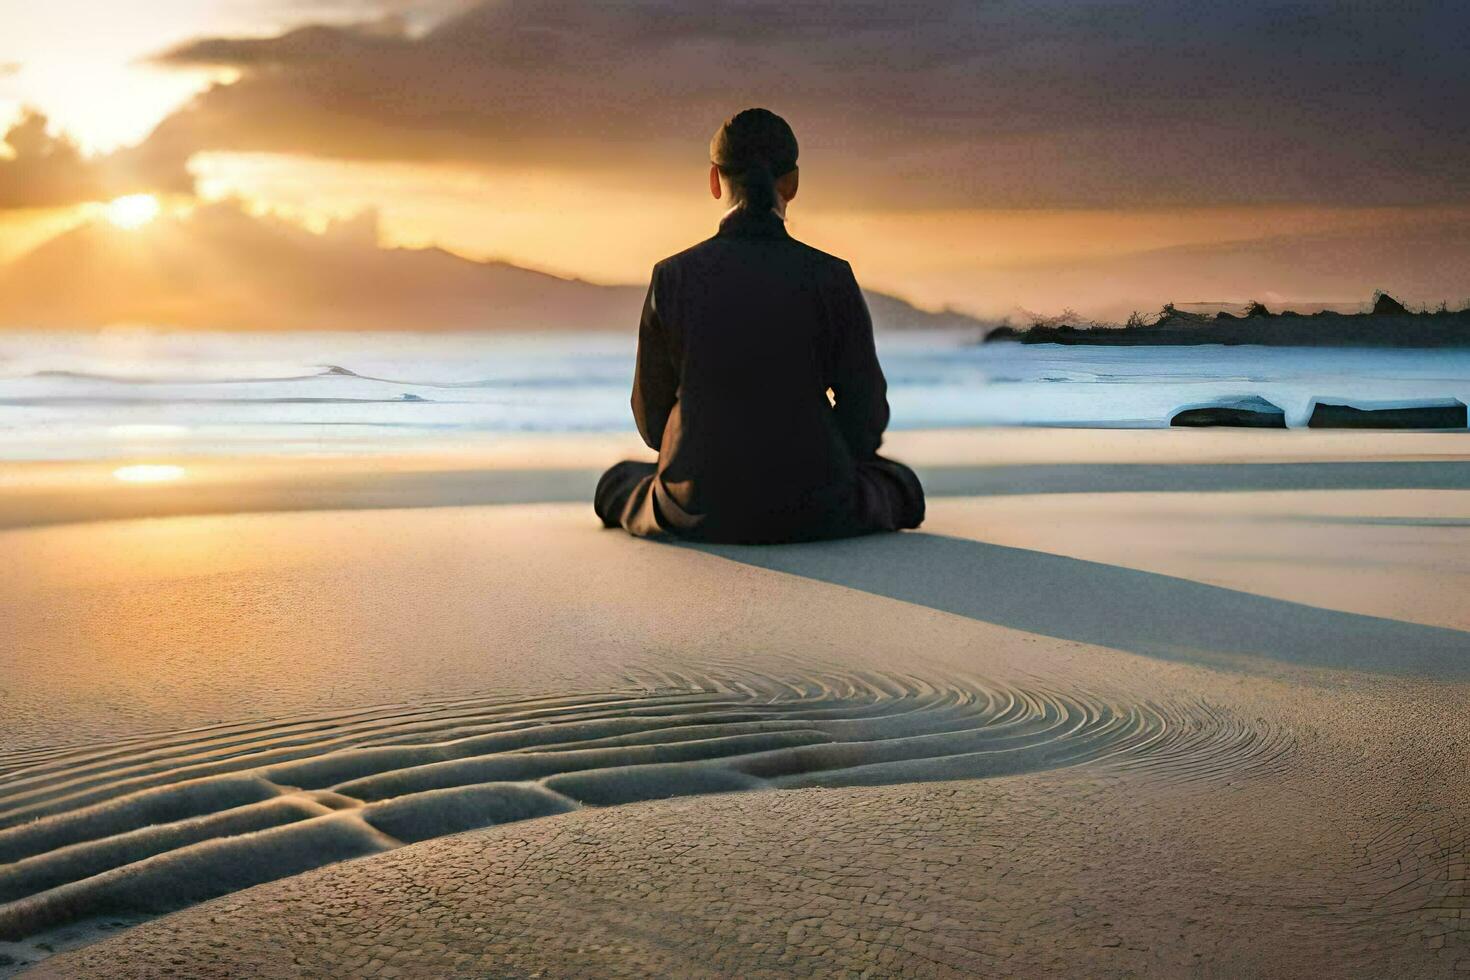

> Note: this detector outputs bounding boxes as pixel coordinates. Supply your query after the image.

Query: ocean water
[1,329,1468,460]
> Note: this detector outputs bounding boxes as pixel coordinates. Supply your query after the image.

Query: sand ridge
[0,666,1292,942]
[26,754,1468,978]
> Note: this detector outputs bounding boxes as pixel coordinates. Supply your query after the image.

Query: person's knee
[905,492,926,529]
[886,461,926,529]
[903,490,925,529]
[593,462,630,525]
[594,460,653,527]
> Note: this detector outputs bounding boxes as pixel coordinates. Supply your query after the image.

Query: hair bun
[711,108,798,178]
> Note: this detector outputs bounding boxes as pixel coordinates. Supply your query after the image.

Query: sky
[2,0,1468,322]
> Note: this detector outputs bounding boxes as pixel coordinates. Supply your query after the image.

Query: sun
[105,194,162,230]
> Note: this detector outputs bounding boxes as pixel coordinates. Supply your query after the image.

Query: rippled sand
[1,430,1467,976]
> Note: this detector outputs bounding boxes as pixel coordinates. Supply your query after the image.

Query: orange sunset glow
[3,1,1469,325]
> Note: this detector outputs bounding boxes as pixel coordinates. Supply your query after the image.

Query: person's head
[709,108,799,215]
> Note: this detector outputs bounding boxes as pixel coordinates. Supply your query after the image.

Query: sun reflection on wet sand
[112,464,187,484]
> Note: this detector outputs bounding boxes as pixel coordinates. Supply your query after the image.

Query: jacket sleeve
[828,262,890,459]
[630,269,677,450]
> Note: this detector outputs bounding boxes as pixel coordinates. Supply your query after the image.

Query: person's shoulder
[651,229,854,278]
[652,234,723,272]
[789,236,849,268]
[785,236,858,287]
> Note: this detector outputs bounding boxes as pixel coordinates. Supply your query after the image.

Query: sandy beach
[1,429,1467,977]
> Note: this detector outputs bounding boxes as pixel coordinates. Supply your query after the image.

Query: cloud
[0,111,193,209]
[142,0,1470,207]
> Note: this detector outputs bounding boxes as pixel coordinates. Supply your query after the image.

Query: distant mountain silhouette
[966,219,1470,324]
[0,202,991,334]
[986,294,1470,347]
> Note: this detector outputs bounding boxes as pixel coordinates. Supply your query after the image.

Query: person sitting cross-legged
[595,108,925,544]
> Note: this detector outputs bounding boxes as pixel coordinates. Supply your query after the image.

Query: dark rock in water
[1307,400,1467,429]
[1171,396,1287,428]
[1372,292,1410,315]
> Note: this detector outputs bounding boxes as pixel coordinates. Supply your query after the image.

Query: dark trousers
[594,457,925,543]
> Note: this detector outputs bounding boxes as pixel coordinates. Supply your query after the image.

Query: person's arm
[828,261,890,459]
[631,269,677,450]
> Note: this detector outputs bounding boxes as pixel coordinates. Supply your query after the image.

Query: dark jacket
[629,207,898,542]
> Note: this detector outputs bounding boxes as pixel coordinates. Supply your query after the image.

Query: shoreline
[3,427,1469,532]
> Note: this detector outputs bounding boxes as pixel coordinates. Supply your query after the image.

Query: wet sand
[0,429,1467,976]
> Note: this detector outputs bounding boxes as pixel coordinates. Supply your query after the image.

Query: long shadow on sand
[919,459,1470,497]
[693,532,1470,679]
